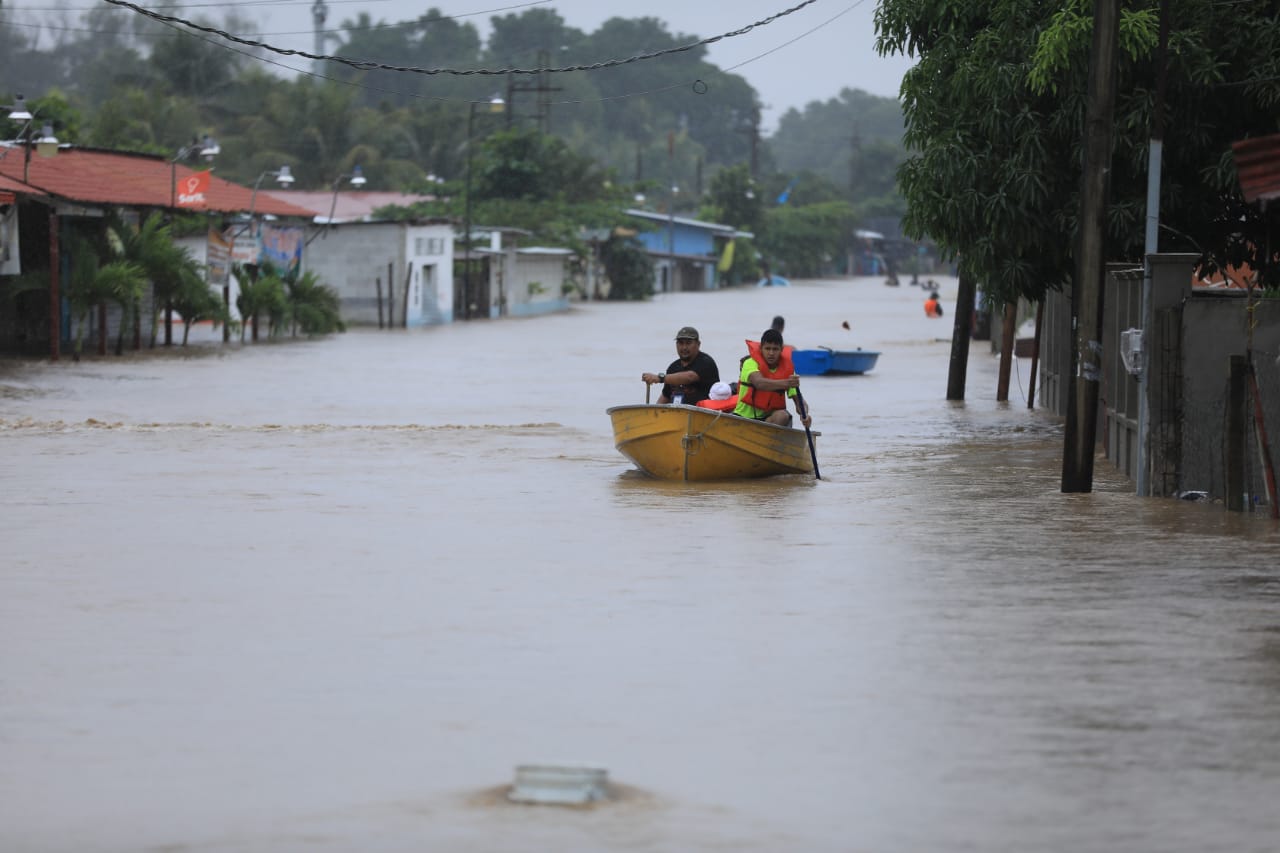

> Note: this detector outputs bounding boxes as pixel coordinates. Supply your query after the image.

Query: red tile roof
[1232,133,1280,205]
[0,171,43,199]
[0,146,314,218]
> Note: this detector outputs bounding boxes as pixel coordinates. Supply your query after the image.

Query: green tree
[771,88,906,198]
[704,164,764,234]
[234,265,288,342]
[284,269,345,337]
[112,212,202,346]
[170,265,231,345]
[599,234,655,301]
[875,0,1280,303]
[148,27,240,98]
[473,127,612,203]
[759,201,858,279]
[64,231,146,361]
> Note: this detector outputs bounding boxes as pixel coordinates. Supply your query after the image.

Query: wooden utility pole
[1062,0,1120,492]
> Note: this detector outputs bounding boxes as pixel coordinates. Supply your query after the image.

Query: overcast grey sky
[254,0,916,134]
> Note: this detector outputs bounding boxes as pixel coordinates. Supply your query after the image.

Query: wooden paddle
[794,390,821,480]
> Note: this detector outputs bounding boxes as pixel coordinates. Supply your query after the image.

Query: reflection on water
[2,277,1279,852]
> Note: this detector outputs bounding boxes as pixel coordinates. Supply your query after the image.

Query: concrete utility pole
[311,0,329,77]
[1062,0,1120,493]
[1136,0,1171,496]
[946,271,976,401]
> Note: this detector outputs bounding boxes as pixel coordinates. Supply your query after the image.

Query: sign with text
[176,171,211,209]
[226,223,260,266]
[206,228,231,285]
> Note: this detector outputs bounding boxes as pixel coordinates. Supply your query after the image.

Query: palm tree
[233,264,287,343]
[64,232,145,361]
[170,262,231,345]
[284,268,344,336]
[113,212,199,347]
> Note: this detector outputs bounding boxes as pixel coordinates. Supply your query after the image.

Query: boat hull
[793,348,880,375]
[606,404,815,481]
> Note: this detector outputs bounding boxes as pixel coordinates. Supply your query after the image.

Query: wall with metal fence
[1038,253,1280,507]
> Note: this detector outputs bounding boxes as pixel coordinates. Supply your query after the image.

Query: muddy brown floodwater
[3,276,1279,852]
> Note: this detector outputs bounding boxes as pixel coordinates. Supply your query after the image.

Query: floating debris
[507,764,609,806]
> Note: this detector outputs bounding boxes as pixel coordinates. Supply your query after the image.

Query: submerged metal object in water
[507,764,610,805]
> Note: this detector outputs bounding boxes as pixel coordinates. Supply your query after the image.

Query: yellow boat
[606,404,817,481]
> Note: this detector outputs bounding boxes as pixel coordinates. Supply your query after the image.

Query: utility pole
[946,271,976,401]
[850,119,862,196]
[505,50,561,133]
[1062,0,1120,492]
[1136,0,1170,497]
[667,131,676,293]
[311,0,329,76]
[735,108,760,180]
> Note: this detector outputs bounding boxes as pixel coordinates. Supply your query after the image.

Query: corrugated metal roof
[263,189,438,222]
[624,208,736,234]
[1232,133,1280,204]
[0,146,315,218]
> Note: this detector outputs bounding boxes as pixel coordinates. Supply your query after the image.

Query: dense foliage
[1,4,909,284]
[875,0,1280,303]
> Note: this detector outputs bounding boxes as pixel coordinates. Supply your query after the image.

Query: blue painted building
[625,209,742,293]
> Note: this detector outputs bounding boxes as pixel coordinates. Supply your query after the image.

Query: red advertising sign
[176,171,211,209]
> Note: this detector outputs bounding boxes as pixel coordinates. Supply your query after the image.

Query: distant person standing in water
[925,291,944,318]
[771,316,785,333]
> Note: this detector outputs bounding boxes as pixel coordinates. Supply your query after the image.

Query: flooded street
[3,276,1279,852]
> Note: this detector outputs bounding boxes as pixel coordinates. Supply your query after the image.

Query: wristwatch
[658,372,666,382]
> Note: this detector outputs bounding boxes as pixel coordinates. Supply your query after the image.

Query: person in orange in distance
[732,328,811,428]
[924,290,944,318]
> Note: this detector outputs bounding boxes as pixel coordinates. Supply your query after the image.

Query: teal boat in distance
[792,347,881,376]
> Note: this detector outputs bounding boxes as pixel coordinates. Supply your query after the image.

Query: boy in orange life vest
[732,328,811,428]
[641,326,721,405]
[924,291,944,317]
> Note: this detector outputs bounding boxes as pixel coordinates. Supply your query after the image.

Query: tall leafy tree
[771,88,907,195]
[704,163,764,233]
[875,0,1280,304]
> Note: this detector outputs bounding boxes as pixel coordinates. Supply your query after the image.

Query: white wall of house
[176,232,242,323]
[400,223,453,326]
[304,221,454,327]
[506,249,574,317]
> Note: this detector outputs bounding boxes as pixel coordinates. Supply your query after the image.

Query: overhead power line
[101,0,821,77]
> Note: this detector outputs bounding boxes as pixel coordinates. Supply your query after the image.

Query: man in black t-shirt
[641,326,721,406]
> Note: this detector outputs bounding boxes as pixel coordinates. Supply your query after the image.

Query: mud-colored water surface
[3,277,1278,852]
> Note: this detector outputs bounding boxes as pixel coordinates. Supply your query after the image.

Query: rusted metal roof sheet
[262,189,439,223]
[0,146,315,218]
[1232,133,1280,204]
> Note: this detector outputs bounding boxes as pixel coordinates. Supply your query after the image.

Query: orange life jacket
[925,298,942,317]
[737,340,795,414]
[696,395,739,411]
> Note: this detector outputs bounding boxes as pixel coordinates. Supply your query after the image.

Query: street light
[243,165,295,231]
[463,95,504,320]
[169,134,219,207]
[3,94,60,183]
[225,165,294,341]
[325,164,366,223]
[4,94,60,361]
[307,165,366,245]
